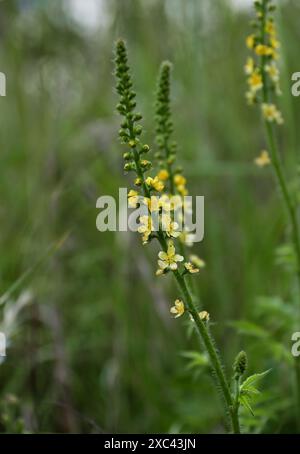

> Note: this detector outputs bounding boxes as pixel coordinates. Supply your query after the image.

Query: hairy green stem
[173,270,240,434]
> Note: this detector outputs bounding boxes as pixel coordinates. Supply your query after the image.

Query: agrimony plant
[113,38,263,433]
[245,0,300,429]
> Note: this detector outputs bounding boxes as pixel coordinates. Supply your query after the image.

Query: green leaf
[240,369,271,390]
[228,320,268,339]
[239,395,254,416]
[180,351,209,370]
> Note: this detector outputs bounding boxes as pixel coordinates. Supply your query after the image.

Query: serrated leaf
[240,369,271,391]
[239,395,254,416]
[241,385,260,396]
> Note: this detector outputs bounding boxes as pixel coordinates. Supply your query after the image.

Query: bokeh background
[1,0,300,434]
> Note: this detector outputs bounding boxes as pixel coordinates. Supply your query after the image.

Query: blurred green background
[1,0,300,434]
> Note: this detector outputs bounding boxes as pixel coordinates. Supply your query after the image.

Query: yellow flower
[174,174,186,186]
[265,20,276,36]
[157,169,169,181]
[254,150,271,167]
[199,311,210,322]
[244,57,255,75]
[157,241,184,271]
[146,176,164,192]
[265,63,279,83]
[128,190,139,208]
[184,262,200,274]
[261,103,283,124]
[138,215,154,244]
[161,214,181,239]
[143,196,160,212]
[170,299,185,318]
[255,44,273,57]
[189,254,206,269]
[246,34,255,49]
[248,70,263,92]
[270,37,280,50]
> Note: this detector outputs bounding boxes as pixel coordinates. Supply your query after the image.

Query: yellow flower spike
[246,34,255,49]
[128,190,139,208]
[244,57,255,75]
[189,254,206,269]
[261,103,284,125]
[199,311,210,322]
[170,299,185,318]
[157,240,184,271]
[184,262,200,274]
[247,70,263,93]
[157,169,169,181]
[145,176,164,192]
[254,150,271,168]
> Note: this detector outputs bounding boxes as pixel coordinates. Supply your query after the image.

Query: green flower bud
[233,351,248,378]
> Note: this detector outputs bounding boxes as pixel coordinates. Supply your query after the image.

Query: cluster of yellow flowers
[245,0,283,126]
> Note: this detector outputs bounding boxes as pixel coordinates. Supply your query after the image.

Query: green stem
[259,1,300,430]
[173,270,240,434]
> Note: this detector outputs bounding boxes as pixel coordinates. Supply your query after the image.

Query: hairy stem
[174,270,240,433]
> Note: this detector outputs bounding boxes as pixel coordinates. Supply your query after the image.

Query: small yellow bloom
[246,34,255,49]
[146,176,164,192]
[161,214,181,239]
[128,190,139,208]
[255,44,273,57]
[170,299,185,318]
[265,20,276,36]
[244,57,255,75]
[184,262,200,274]
[157,241,184,271]
[199,311,210,322]
[248,70,263,92]
[189,255,206,269]
[157,169,169,181]
[270,37,280,50]
[138,215,154,244]
[265,63,279,83]
[174,174,186,186]
[254,150,271,167]
[143,196,160,212]
[261,103,283,124]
